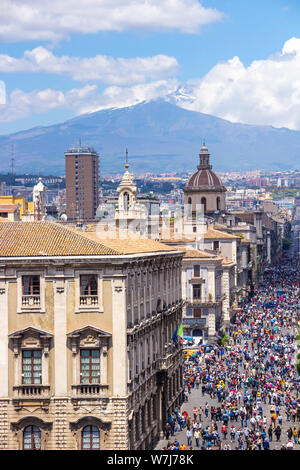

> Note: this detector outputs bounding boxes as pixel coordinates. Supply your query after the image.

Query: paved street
[156,260,300,451]
[156,380,299,450]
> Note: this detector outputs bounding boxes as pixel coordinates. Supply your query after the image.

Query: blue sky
[1,0,300,135]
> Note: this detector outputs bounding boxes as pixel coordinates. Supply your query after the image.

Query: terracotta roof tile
[0,222,177,257]
[88,236,176,255]
[204,229,239,240]
[172,246,219,259]
[0,222,119,257]
[0,204,19,213]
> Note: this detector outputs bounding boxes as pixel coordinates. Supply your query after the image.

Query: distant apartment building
[65,146,99,220]
[0,181,6,196]
[0,204,20,221]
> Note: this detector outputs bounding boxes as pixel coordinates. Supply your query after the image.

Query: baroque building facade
[0,221,184,450]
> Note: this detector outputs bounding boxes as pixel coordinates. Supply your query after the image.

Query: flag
[172,325,178,348]
[177,323,183,338]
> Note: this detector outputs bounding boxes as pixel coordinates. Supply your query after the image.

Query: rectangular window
[80,349,100,384]
[194,265,200,278]
[80,274,98,306]
[22,276,40,296]
[213,241,220,251]
[193,285,201,300]
[80,275,98,296]
[22,350,42,384]
[194,308,202,318]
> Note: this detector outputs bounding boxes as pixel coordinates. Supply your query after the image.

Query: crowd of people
[161,262,300,451]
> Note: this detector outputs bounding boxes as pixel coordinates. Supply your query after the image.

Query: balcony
[79,295,98,306]
[157,354,173,370]
[71,384,109,397]
[186,295,225,308]
[189,278,205,285]
[21,295,40,308]
[13,384,50,399]
[183,317,207,328]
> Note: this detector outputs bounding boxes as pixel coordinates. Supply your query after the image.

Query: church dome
[185,145,226,193]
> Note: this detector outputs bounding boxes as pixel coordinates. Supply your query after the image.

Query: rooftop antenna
[125,148,129,170]
[9,144,15,189]
[10,144,15,176]
[79,137,82,148]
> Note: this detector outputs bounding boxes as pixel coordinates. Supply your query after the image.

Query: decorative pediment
[8,327,53,354]
[67,326,111,353]
[8,326,53,340]
[11,416,53,431]
[69,415,111,430]
[67,326,111,338]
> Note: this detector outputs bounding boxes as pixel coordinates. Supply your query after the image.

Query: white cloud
[3,38,300,131]
[0,80,6,104]
[0,0,224,42]
[172,37,300,130]
[0,80,179,122]
[0,47,179,85]
[0,85,97,122]
[78,79,180,114]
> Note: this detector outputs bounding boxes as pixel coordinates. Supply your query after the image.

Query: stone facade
[0,223,184,450]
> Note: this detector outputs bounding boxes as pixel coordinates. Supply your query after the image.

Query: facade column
[111,276,129,449]
[112,277,127,396]
[0,278,9,450]
[0,279,8,398]
[53,276,68,450]
[207,310,216,340]
[53,278,67,396]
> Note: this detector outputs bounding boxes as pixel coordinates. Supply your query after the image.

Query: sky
[1,0,300,135]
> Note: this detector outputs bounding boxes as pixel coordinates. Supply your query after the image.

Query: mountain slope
[0,99,299,174]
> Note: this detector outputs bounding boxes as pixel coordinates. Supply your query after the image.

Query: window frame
[193,265,201,278]
[80,274,98,296]
[193,284,202,300]
[75,271,103,314]
[22,275,40,296]
[22,349,42,385]
[81,425,100,450]
[17,271,45,314]
[23,425,41,450]
[80,348,100,385]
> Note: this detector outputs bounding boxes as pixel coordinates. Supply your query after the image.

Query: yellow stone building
[0,222,184,450]
[0,196,34,219]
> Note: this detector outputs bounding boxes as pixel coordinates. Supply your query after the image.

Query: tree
[282,237,291,251]
[219,335,229,346]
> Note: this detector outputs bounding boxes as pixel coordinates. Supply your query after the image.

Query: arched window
[23,425,41,450]
[201,197,207,214]
[82,425,100,450]
[216,197,221,211]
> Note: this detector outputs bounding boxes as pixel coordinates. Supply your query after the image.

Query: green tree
[282,237,292,251]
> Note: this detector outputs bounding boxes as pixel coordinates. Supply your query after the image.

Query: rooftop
[65,146,98,155]
[0,222,177,258]
[0,204,19,213]
[204,228,240,240]
[174,246,221,260]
